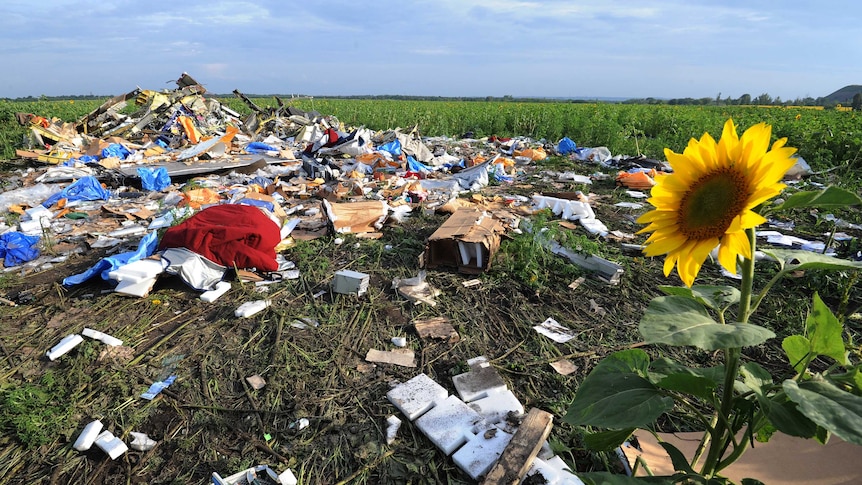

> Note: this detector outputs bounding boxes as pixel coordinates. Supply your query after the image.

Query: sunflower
[637,119,797,287]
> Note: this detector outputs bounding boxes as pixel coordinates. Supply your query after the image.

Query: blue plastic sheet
[377,139,402,157]
[141,375,176,400]
[406,155,432,172]
[101,143,131,160]
[137,167,171,191]
[0,232,41,267]
[42,176,111,208]
[558,137,577,155]
[62,231,159,286]
[245,142,278,154]
[61,155,98,167]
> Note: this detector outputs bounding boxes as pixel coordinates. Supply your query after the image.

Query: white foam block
[47,334,84,361]
[467,388,524,425]
[73,420,104,451]
[114,277,158,297]
[452,427,513,480]
[108,258,165,283]
[545,455,584,484]
[452,364,507,403]
[201,281,231,302]
[414,395,484,455]
[94,430,128,460]
[387,373,448,421]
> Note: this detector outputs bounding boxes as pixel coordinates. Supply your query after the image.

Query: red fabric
[158,204,281,271]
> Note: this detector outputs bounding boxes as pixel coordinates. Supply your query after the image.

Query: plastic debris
[47,334,84,361]
[235,300,271,318]
[141,375,176,400]
[73,420,104,451]
[129,431,157,451]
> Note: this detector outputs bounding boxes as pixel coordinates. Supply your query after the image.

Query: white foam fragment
[414,395,484,455]
[452,428,513,480]
[387,373,448,421]
[114,277,158,297]
[73,420,104,451]
[82,327,123,346]
[201,281,231,302]
[385,415,402,445]
[47,334,84,361]
[94,430,128,460]
[235,300,270,317]
[467,388,524,425]
[108,258,165,283]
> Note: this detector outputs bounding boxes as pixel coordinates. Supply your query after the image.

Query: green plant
[563,184,862,482]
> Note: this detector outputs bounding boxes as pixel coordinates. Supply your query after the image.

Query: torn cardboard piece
[622,431,861,485]
[365,348,416,367]
[424,209,505,274]
[323,199,388,234]
[413,317,461,343]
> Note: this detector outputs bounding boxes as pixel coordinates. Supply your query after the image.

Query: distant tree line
[623,92,860,110]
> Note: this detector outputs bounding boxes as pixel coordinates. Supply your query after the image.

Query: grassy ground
[0,156,860,484]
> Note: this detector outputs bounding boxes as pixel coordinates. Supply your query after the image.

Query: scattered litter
[332,269,370,296]
[82,327,123,347]
[73,420,104,451]
[625,190,649,198]
[614,201,644,209]
[46,333,84,361]
[413,316,461,343]
[235,299,270,318]
[533,318,576,343]
[94,430,128,460]
[141,375,176,400]
[393,270,440,306]
[290,418,310,431]
[589,299,607,317]
[129,432,157,451]
[212,464,297,485]
[549,359,578,376]
[424,209,505,274]
[461,278,482,288]
[365,348,416,367]
[385,415,402,445]
[200,281,231,302]
[568,277,586,290]
[391,336,408,347]
[246,375,266,390]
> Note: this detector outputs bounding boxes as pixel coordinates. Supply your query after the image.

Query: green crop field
[2,97,862,183]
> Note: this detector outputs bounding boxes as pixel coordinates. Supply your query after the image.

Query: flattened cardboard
[323,200,388,234]
[425,209,504,274]
[623,431,862,485]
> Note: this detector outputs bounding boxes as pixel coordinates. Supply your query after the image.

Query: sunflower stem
[700,228,756,477]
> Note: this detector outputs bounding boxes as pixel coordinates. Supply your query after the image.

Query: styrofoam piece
[82,327,123,347]
[108,258,165,283]
[129,431,157,451]
[532,195,596,221]
[47,334,84,361]
[201,281,231,302]
[525,456,586,485]
[387,373,448,421]
[114,277,158,297]
[391,336,407,347]
[385,415,402,445]
[453,364,508,403]
[467,388,525,425]
[108,225,147,238]
[452,428,514,480]
[414,395,485,455]
[579,217,609,237]
[73,420,104,451]
[278,468,298,485]
[235,299,270,317]
[332,269,370,296]
[94,430,128,460]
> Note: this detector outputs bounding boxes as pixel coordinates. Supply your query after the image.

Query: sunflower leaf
[640,296,775,350]
[582,427,637,451]
[660,285,740,311]
[564,372,673,428]
[773,186,862,211]
[783,379,862,445]
[762,249,862,274]
[807,293,848,365]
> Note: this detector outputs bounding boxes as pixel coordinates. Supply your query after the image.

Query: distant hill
[823,85,862,103]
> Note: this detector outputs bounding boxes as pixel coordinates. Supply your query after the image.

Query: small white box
[332,270,370,296]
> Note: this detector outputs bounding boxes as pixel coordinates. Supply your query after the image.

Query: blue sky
[1,1,859,100]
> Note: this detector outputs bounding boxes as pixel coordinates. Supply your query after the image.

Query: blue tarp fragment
[137,167,171,191]
[42,176,111,208]
[62,231,159,286]
[0,232,41,267]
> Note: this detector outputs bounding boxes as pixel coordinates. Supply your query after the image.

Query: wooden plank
[482,408,553,484]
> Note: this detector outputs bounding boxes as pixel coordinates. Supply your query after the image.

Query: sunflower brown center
[677,168,748,240]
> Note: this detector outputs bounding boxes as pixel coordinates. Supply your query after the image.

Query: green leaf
[658,442,696,475]
[565,372,674,428]
[763,249,862,274]
[784,379,862,445]
[740,363,818,439]
[640,296,775,350]
[782,335,811,374]
[579,472,688,485]
[591,349,652,379]
[773,186,862,211]
[649,358,725,384]
[653,374,718,401]
[807,293,848,365]
[660,285,740,311]
[583,428,636,452]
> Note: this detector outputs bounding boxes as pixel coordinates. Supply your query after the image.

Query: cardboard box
[425,209,504,274]
[622,431,861,484]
